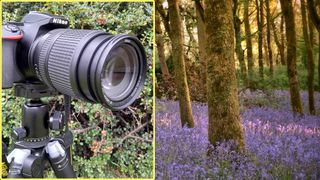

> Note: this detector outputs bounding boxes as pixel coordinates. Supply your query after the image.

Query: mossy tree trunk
[266,0,273,76]
[168,0,194,127]
[256,0,264,78]
[280,0,303,114]
[233,0,248,86]
[301,0,315,115]
[244,0,254,82]
[195,0,207,96]
[156,11,170,80]
[204,0,244,149]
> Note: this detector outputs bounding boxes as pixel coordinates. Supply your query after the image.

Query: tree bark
[319,33,320,91]
[233,0,248,86]
[306,0,320,32]
[301,0,315,115]
[280,15,286,65]
[156,11,170,79]
[305,0,320,90]
[280,0,303,114]
[266,0,273,76]
[261,0,269,67]
[244,0,254,81]
[256,0,264,78]
[309,15,315,47]
[195,0,207,93]
[271,19,284,66]
[204,0,244,149]
[168,0,194,127]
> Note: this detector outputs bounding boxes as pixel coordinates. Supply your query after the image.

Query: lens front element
[102,45,138,101]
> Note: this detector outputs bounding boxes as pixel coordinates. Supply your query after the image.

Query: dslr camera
[2,11,147,110]
[2,12,147,178]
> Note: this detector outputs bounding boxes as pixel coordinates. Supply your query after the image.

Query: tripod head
[11,82,72,148]
[4,82,76,178]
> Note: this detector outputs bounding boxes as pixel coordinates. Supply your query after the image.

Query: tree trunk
[182,18,194,69]
[155,0,171,37]
[266,0,273,76]
[306,0,320,32]
[244,0,254,81]
[256,0,264,78]
[309,15,315,48]
[233,0,248,86]
[272,19,284,66]
[301,0,316,115]
[305,0,320,91]
[263,36,269,66]
[280,15,286,65]
[280,0,303,114]
[156,11,170,79]
[168,0,194,127]
[183,10,196,57]
[195,0,207,96]
[319,34,320,90]
[301,0,315,115]
[204,0,244,149]
[261,1,269,67]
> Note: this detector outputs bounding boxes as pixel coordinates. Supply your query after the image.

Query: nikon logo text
[52,18,68,25]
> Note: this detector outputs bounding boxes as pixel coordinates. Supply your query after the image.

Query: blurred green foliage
[2,2,153,178]
[237,64,319,91]
[236,40,319,91]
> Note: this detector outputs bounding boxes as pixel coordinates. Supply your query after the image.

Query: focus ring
[37,29,64,88]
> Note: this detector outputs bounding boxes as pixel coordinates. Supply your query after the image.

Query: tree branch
[127,135,152,143]
[120,121,151,142]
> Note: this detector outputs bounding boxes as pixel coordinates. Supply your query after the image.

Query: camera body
[2,12,69,88]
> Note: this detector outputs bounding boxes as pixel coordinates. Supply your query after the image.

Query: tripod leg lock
[2,142,9,178]
[46,141,76,178]
[7,149,31,178]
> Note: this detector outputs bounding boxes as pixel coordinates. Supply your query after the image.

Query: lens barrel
[29,29,146,110]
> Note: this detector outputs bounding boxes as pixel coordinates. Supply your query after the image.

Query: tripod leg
[2,142,9,178]
[6,148,31,178]
[45,141,76,178]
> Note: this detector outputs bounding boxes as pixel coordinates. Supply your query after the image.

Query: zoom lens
[29,29,146,110]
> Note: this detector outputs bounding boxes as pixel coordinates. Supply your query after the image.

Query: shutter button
[5,24,20,33]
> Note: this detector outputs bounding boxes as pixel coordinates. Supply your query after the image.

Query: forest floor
[156,90,320,179]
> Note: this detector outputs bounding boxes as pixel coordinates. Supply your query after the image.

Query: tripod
[4,83,76,178]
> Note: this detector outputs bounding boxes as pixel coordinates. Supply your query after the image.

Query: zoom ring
[37,29,93,97]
